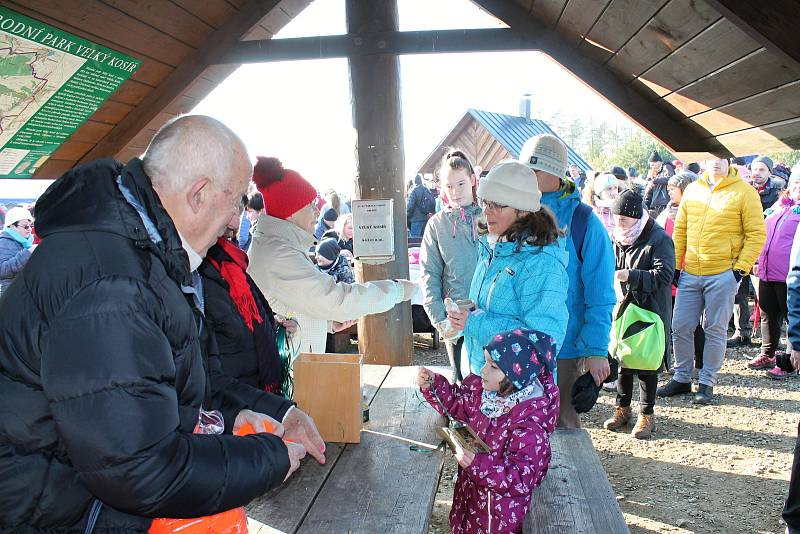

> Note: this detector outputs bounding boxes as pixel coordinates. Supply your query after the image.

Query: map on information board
[0,7,140,177]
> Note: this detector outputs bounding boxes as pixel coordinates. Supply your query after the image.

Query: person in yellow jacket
[657,158,766,404]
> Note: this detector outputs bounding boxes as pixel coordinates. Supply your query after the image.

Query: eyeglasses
[478,199,508,212]
[14,224,31,230]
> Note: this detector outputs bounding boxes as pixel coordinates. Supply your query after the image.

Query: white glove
[396,279,418,301]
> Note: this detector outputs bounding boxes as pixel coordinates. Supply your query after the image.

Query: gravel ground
[413,333,799,534]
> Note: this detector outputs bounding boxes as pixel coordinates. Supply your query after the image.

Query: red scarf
[209,237,263,331]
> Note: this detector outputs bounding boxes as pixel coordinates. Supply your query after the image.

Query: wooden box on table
[292,353,363,443]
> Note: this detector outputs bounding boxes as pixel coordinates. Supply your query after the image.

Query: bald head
[144,115,252,258]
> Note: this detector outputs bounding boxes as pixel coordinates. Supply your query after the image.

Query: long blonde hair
[335,212,353,240]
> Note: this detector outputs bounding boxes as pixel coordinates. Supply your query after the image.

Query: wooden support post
[347,0,413,366]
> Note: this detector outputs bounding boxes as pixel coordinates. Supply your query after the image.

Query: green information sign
[0,7,141,177]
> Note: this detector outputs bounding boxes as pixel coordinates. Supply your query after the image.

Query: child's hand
[454,445,475,469]
[417,367,434,389]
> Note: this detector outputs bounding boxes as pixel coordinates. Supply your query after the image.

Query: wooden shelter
[6,0,800,181]
[4,0,800,364]
[417,108,591,176]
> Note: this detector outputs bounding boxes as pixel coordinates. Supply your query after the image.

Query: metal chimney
[519,93,532,120]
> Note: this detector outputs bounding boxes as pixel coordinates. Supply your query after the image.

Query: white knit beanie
[519,134,568,178]
[477,160,541,213]
[4,207,33,228]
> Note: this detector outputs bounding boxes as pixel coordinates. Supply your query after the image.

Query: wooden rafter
[78,0,286,163]
[469,0,731,157]
[703,0,800,71]
[220,28,542,63]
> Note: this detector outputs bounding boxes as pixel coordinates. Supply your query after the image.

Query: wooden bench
[247,365,446,534]
[525,428,629,533]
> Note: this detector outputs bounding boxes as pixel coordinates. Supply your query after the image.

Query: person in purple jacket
[417,328,560,534]
[749,171,800,377]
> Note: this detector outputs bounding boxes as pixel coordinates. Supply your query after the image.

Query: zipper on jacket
[485,271,501,308]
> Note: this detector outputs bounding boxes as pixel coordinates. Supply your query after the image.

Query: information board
[352,199,394,261]
[0,7,141,177]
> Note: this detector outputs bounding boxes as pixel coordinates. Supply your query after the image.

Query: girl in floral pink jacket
[418,328,560,533]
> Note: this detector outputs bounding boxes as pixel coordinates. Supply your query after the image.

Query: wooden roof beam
[703,0,800,71]
[220,28,541,63]
[79,0,287,163]
[469,0,731,157]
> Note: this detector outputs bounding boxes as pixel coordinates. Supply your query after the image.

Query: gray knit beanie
[668,170,698,192]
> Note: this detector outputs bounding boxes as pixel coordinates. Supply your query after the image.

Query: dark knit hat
[612,189,644,219]
[668,170,698,192]
[648,150,663,163]
[752,155,774,174]
[609,166,627,181]
[687,162,701,174]
[484,328,557,389]
[321,207,338,223]
[253,157,317,221]
[315,238,341,262]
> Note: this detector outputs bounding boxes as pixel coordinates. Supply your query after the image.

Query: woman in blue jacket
[449,160,569,374]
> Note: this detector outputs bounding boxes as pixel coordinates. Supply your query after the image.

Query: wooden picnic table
[525,428,629,533]
[247,365,447,534]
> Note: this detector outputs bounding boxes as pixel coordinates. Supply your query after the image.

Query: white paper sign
[352,199,394,260]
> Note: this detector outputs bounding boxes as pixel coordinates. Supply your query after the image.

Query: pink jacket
[422,373,560,533]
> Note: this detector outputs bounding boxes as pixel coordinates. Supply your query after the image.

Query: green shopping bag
[609,298,664,371]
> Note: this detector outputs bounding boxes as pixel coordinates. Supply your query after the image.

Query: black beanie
[316,238,341,262]
[648,150,663,163]
[687,162,701,174]
[609,166,627,181]
[322,208,338,222]
[612,189,644,219]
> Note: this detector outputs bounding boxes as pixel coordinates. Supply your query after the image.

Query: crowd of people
[415,137,800,532]
[1,112,799,533]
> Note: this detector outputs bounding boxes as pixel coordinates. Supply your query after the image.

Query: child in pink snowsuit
[418,328,560,534]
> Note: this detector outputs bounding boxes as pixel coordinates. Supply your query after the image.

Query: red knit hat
[252,157,317,220]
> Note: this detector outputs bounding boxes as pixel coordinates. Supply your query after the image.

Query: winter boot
[603,406,632,431]
[632,413,656,439]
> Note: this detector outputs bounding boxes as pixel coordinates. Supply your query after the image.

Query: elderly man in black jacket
[0,115,322,532]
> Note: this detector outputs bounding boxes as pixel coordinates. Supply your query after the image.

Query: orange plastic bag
[148,508,247,534]
[148,412,261,534]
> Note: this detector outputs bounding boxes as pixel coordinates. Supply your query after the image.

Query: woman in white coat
[247,157,417,353]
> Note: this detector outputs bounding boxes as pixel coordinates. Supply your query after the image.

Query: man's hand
[417,367,434,389]
[791,349,800,372]
[332,319,357,333]
[283,441,307,482]
[614,269,630,282]
[454,444,475,469]
[283,408,327,465]
[233,409,284,437]
[586,357,610,386]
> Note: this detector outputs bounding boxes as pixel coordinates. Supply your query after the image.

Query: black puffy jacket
[199,241,286,395]
[0,158,292,532]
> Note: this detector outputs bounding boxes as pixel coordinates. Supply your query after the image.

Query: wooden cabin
[416,108,591,177]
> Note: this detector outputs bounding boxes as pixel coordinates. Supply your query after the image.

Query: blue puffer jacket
[0,230,32,292]
[540,182,616,359]
[463,236,569,373]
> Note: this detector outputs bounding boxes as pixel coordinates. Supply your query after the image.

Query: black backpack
[417,187,436,217]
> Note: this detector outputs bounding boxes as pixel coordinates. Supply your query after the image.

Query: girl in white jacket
[247,157,416,353]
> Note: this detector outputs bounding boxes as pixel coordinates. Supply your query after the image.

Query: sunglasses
[478,199,509,212]
[14,224,32,230]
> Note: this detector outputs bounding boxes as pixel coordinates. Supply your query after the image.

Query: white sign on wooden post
[352,199,394,263]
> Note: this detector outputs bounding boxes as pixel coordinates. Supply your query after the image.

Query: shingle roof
[468,109,591,172]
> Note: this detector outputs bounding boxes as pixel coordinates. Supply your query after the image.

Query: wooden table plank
[246,365,392,532]
[525,429,628,533]
[296,366,446,533]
